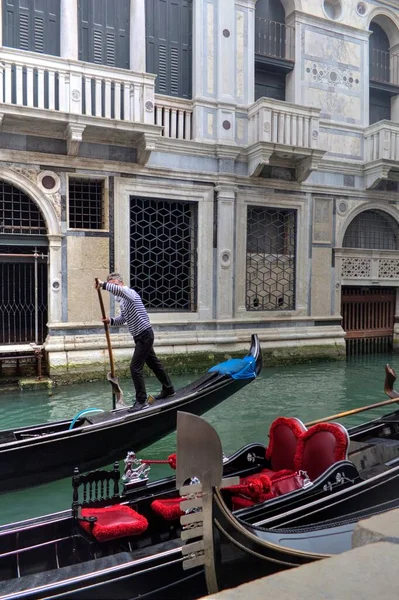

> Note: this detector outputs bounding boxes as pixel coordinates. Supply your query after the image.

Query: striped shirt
[103,283,151,338]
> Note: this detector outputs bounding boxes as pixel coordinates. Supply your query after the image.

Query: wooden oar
[95,278,126,409]
[305,364,399,427]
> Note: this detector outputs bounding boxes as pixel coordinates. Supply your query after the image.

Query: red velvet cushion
[80,504,148,542]
[271,471,307,496]
[151,498,183,521]
[294,422,349,481]
[266,417,307,471]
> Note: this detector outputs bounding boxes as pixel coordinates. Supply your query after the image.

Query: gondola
[176,405,399,595]
[0,334,262,493]
[0,365,399,599]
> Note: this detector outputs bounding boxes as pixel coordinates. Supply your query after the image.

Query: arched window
[343,210,399,250]
[255,0,294,102]
[0,182,47,236]
[369,23,390,84]
[369,21,394,124]
[0,182,48,345]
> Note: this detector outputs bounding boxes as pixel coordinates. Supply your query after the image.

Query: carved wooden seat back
[72,461,121,520]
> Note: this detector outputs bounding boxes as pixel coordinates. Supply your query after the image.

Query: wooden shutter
[2,0,60,55]
[78,0,129,68]
[146,0,192,99]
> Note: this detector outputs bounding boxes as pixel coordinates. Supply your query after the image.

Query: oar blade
[107,372,127,408]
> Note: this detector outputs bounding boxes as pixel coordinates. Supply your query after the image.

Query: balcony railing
[154,95,193,140]
[248,98,320,149]
[365,121,399,163]
[255,18,295,62]
[370,48,399,86]
[340,251,399,283]
[0,47,155,124]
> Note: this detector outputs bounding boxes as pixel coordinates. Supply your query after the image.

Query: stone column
[130,0,146,72]
[48,235,63,323]
[60,0,78,60]
[192,0,255,144]
[215,185,237,320]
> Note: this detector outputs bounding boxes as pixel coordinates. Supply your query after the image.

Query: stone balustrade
[0,47,156,125]
[365,120,399,163]
[248,97,321,149]
[154,95,193,140]
[338,250,399,284]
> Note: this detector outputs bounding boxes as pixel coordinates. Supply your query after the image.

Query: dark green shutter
[78,0,129,69]
[3,0,60,55]
[146,0,192,99]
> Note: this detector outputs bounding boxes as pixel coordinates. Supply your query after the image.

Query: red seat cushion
[294,422,349,481]
[80,504,148,542]
[151,498,183,521]
[271,471,307,496]
[266,417,307,471]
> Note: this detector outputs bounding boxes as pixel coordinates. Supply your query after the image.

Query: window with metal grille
[0,247,48,344]
[130,197,197,311]
[343,210,399,250]
[68,179,104,230]
[246,206,296,311]
[0,182,47,235]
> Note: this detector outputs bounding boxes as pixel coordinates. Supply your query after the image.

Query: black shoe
[129,400,150,412]
[154,389,176,401]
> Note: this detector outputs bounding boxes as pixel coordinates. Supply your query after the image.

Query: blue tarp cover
[208,355,256,379]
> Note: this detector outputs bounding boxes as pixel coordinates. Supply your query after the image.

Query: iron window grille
[130,197,197,311]
[0,182,47,235]
[343,210,399,250]
[68,178,105,230]
[246,206,296,311]
[0,246,48,344]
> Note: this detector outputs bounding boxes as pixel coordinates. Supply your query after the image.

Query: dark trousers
[130,327,173,404]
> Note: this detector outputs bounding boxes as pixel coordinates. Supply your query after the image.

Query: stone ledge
[205,542,399,600]
[352,507,399,548]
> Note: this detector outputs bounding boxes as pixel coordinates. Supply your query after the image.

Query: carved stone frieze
[305,61,360,91]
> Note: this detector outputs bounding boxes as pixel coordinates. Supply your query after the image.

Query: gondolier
[95,272,175,410]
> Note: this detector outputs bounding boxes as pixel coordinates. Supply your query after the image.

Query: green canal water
[0,353,397,525]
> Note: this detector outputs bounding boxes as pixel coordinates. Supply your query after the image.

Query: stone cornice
[292,10,371,39]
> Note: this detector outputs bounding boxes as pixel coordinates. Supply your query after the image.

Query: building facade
[1,0,399,380]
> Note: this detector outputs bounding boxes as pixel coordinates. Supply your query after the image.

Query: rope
[139,453,177,470]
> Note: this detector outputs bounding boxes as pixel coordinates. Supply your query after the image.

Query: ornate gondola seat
[294,421,350,481]
[262,416,308,476]
[72,462,148,542]
[230,421,349,510]
[226,417,307,510]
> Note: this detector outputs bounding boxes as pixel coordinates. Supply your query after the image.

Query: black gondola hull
[0,335,262,493]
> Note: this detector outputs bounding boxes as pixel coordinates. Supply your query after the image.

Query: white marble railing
[154,95,193,140]
[248,98,321,149]
[341,251,399,281]
[365,121,399,162]
[0,47,155,124]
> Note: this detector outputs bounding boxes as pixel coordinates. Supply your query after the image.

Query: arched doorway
[340,209,399,355]
[0,181,49,345]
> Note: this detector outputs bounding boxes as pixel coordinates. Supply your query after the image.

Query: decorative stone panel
[341,257,371,278]
[378,259,399,279]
